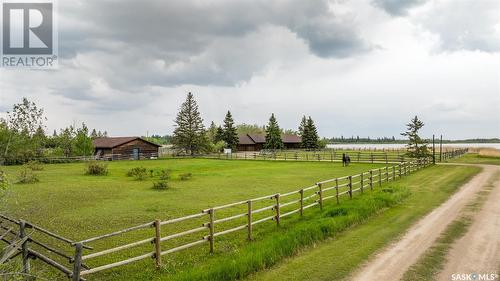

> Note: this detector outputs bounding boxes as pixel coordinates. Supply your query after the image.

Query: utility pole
[440,135,443,162]
[432,134,435,164]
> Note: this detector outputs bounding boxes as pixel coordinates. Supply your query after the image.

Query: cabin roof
[93,137,161,148]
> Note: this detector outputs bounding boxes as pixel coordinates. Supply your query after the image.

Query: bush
[152,181,169,190]
[179,173,192,181]
[0,170,9,191]
[17,166,39,184]
[157,169,172,180]
[85,161,108,176]
[127,167,148,180]
[26,160,44,171]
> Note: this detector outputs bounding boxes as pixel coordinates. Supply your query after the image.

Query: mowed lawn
[1,158,390,280]
[3,159,384,235]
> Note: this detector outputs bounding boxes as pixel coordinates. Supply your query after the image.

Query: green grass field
[1,158,386,280]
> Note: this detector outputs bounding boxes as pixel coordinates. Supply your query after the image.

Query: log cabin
[237,134,301,151]
[93,137,160,160]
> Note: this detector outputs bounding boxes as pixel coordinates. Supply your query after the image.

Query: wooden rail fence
[0,149,468,280]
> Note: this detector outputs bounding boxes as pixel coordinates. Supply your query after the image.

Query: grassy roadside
[401,171,499,281]
[244,165,480,281]
[449,153,500,165]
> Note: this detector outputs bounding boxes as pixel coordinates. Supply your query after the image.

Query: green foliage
[215,126,224,143]
[85,161,108,176]
[157,169,172,180]
[207,121,218,143]
[0,170,9,191]
[222,111,239,150]
[401,116,429,158]
[17,166,39,184]
[172,92,209,155]
[179,172,193,181]
[264,113,284,150]
[127,167,148,180]
[25,160,44,171]
[152,181,170,190]
[299,116,320,150]
[53,123,94,157]
[236,123,265,135]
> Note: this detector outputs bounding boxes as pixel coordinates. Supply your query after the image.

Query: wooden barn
[93,137,160,160]
[237,134,301,151]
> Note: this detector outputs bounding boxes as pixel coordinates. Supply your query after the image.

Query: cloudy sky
[1,0,499,139]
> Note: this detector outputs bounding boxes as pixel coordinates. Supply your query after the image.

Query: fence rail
[0,149,468,280]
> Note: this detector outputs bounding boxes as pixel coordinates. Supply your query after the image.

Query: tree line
[0,98,106,165]
[171,93,324,155]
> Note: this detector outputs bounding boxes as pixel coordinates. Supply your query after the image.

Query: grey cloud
[55,0,371,88]
[416,1,500,53]
[372,0,426,16]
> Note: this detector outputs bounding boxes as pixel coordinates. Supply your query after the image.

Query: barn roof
[240,134,301,145]
[93,137,161,148]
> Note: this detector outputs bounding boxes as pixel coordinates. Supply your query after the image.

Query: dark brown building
[93,137,160,160]
[237,134,301,151]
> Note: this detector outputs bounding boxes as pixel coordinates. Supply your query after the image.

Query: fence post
[154,219,162,268]
[348,176,353,199]
[386,166,389,182]
[247,200,253,241]
[19,220,30,275]
[335,178,339,204]
[392,166,396,181]
[275,194,281,226]
[209,209,215,254]
[369,170,373,190]
[378,169,382,186]
[299,189,304,216]
[360,173,364,193]
[71,243,83,281]
[318,183,323,210]
[399,164,402,178]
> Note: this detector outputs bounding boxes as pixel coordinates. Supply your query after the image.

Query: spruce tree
[306,116,319,149]
[215,126,224,143]
[264,113,284,150]
[401,115,428,158]
[222,111,239,150]
[298,116,308,148]
[172,92,208,155]
[207,121,218,143]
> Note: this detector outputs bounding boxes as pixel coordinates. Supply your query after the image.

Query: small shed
[93,137,160,160]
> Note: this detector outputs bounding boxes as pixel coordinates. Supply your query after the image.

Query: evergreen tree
[401,115,429,158]
[264,113,284,150]
[90,129,98,139]
[207,121,218,143]
[215,126,224,143]
[222,111,239,150]
[298,116,308,148]
[305,116,319,149]
[172,92,208,155]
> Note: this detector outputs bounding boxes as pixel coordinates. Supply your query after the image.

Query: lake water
[326,143,500,150]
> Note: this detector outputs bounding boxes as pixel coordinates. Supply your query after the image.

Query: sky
[1,0,499,139]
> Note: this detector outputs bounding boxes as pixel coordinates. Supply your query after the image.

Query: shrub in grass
[0,170,9,190]
[152,181,169,190]
[127,167,147,180]
[157,169,172,180]
[85,161,108,176]
[26,160,44,171]
[179,172,192,181]
[17,166,39,184]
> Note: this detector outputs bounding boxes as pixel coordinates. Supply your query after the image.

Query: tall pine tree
[222,111,239,150]
[306,116,319,149]
[264,113,284,150]
[401,115,428,158]
[298,116,307,148]
[172,92,208,155]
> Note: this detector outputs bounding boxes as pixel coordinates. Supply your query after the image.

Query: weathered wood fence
[0,157,447,280]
